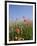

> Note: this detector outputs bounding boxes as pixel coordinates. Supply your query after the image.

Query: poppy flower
[16,28,20,33]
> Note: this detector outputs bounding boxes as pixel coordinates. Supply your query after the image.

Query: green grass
[9,21,33,41]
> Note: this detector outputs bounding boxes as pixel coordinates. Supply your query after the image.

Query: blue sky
[9,5,33,21]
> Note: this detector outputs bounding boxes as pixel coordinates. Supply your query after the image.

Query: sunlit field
[9,18,33,41]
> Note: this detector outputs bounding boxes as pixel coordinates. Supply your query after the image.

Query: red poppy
[16,28,20,33]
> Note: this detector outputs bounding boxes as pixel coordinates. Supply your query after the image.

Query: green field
[9,20,33,41]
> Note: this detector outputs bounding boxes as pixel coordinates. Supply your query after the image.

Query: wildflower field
[9,19,33,41]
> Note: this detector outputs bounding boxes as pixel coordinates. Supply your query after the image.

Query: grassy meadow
[9,19,33,41]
